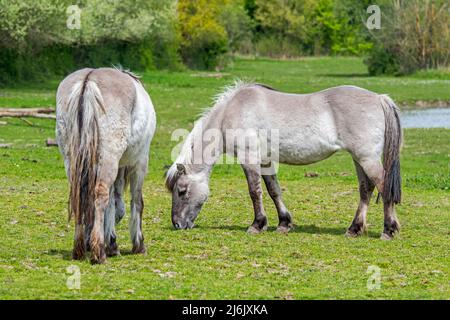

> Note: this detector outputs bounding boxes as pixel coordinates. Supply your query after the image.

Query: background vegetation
[1,0,450,85]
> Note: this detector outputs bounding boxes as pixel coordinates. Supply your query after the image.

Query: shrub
[218,1,254,54]
[177,0,228,70]
[365,0,450,75]
[0,0,181,85]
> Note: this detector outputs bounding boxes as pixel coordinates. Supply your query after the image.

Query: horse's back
[220,84,386,164]
[56,68,154,167]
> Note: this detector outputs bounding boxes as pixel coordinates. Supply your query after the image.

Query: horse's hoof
[247,226,266,234]
[380,233,394,240]
[106,247,120,257]
[345,229,358,238]
[276,225,292,234]
[90,254,106,265]
[132,243,147,255]
[72,249,85,260]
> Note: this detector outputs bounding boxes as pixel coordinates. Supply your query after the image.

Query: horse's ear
[176,163,186,175]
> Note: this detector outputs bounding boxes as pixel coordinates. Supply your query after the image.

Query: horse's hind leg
[72,223,85,260]
[129,161,147,254]
[90,160,119,264]
[346,160,375,237]
[242,164,268,234]
[353,158,400,240]
[104,185,120,257]
[381,202,401,240]
[114,167,126,224]
[262,173,293,233]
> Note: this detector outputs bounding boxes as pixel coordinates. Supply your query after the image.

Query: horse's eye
[178,189,187,197]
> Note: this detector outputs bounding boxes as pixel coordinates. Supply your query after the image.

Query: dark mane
[254,83,280,92]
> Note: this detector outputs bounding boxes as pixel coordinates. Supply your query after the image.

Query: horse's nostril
[174,223,181,229]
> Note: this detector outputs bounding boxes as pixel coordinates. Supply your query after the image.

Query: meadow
[0,57,449,299]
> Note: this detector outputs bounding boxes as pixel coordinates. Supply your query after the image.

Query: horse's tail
[66,70,105,228]
[379,95,402,204]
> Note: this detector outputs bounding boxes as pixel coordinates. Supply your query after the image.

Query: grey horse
[56,68,156,264]
[166,82,402,240]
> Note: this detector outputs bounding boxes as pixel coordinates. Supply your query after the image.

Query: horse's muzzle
[173,220,194,230]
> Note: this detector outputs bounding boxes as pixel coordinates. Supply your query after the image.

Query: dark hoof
[90,246,106,264]
[276,223,293,233]
[106,246,120,257]
[72,241,85,260]
[382,219,400,240]
[72,249,85,260]
[345,222,367,238]
[247,225,267,234]
[380,233,394,240]
[106,235,120,257]
[90,253,106,264]
[132,242,147,255]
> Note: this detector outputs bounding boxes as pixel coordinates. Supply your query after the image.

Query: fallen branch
[46,138,58,147]
[0,108,56,119]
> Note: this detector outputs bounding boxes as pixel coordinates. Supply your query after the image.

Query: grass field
[0,57,449,299]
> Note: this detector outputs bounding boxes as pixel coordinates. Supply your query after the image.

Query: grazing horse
[166,82,402,240]
[56,68,156,264]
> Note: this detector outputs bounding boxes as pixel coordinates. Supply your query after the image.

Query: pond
[401,108,450,129]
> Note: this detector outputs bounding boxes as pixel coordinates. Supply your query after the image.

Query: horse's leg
[355,158,400,239]
[241,164,268,234]
[381,201,401,240]
[64,159,85,260]
[104,185,120,257]
[90,160,118,264]
[262,173,293,233]
[129,161,147,254]
[72,223,85,260]
[114,167,126,224]
[345,160,375,237]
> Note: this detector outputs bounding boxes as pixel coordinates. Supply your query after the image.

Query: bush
[365,1,450,75]
[252,0,372,57]
[364,44,400,76]
[219,2,254,54]
[177,0,228,70]
[0,0,181,85]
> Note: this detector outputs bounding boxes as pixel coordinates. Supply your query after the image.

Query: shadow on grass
[198,224,380,238]
[317,73,370,78]
[47,249,73,261]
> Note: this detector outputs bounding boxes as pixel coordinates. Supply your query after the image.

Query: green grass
[0,57,449,299]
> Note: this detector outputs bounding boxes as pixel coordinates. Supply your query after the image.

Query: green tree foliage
[1,0,447,82]
[365,0,450,75]
[177,0,228,70]
[253,0,372,57]
[0,0,180,84]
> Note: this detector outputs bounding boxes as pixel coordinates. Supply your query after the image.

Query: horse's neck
[189,110,223,178]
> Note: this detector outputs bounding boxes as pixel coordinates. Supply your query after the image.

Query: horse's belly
[277,129,341,165]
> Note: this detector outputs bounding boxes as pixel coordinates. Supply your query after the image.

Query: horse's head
[167,164,209,230]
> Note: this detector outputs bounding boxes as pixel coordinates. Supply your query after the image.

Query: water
[401,108,450,129]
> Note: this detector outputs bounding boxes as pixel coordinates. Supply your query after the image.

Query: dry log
[0,108,56,119]
[46,138,58,147]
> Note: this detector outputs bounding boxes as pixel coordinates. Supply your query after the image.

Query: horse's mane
[113,65,142,83]
[166,80,276,191]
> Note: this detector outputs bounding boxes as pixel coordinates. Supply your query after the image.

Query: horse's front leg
[241,164,268,234]
[262,173,293,233]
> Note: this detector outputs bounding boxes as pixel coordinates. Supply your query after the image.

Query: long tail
[379,95,402,204]
[66,70,105,228]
